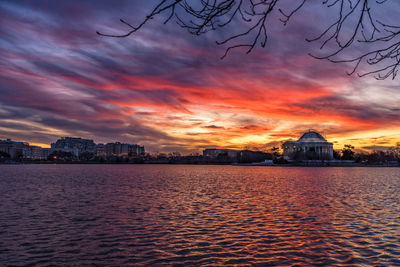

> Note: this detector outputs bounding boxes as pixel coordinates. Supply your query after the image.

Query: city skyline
[0,130,397,156]
[0,136,145,161]
[1,1,400,154]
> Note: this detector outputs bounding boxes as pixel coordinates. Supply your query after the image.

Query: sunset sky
[1,0,399,154]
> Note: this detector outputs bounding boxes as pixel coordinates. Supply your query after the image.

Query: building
[95,144,106,157]
[51,137,96,157]
[104,142,145,158]
[104,142,127,157]
[0,139,28,159]
[22,146,50,160]
[1,137,145,160]
[282,130,333,161]
[128,144,145,156]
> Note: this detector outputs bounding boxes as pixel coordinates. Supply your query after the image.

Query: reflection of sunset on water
[45,165,396,265]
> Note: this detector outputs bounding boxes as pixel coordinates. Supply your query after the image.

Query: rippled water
[0,165,400,266]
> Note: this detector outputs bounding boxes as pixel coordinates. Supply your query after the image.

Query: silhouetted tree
[238,150,272,163]
[333,150,340,160]
[0,151,10,161]
[157,153,168,159]
[168,151,181,159]
[270,146,281,157]
[48,151,75,161]
[79,152,94,161]
[341,144,355,160]
[354,149,399,165]
[97,0,400,79]
[273,157,288,164]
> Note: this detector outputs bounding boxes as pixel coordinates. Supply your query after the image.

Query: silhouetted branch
[96,0,184,37]
[97,0,400,79]
[307,0,400,79]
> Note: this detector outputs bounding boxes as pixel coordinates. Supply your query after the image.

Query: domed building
[282,130,333,160]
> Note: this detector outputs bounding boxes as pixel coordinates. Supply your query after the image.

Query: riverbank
[1,161,399,167]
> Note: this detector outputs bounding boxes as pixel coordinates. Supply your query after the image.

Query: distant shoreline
[0,161,398,167]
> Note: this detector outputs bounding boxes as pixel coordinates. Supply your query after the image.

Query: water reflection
[0,165,399,265]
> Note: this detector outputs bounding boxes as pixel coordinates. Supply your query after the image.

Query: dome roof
[298,131,326,142]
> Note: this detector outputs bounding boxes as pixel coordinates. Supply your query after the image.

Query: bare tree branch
[97,0,400,79]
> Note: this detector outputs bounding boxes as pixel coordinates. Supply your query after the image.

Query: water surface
[0,165,399,266]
